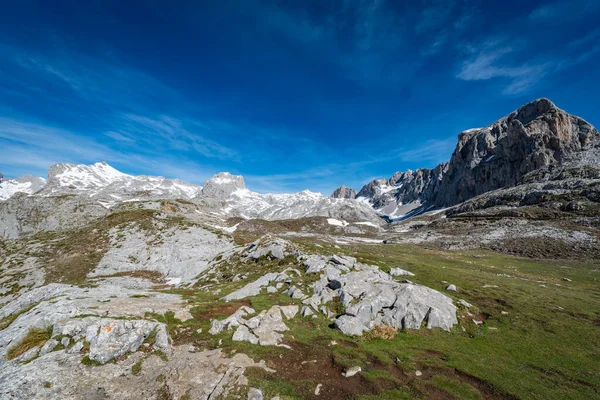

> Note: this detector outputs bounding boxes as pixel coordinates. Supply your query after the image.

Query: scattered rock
[247,387,263,400]
[458,299,472,308]
[415,370,422,377]
[389,268,415,277]
[232,326,259,345]
[563,278,572,282]
[446,284,457,292]
[314,383,323,395]
[301,306,314,317]
[342,366,361,377]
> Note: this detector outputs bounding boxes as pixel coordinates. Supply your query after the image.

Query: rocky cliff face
[345,98,598,215]
[434,98,598,207]
[352,165,448,218]
[330,185,357,199]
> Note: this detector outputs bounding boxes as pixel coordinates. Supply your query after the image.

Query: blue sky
[1,0,599,194]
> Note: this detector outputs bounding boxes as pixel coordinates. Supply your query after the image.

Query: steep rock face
[435,98,598,206]
[330,185,357,199]
[354,165,448,218]
[390,164,448,205]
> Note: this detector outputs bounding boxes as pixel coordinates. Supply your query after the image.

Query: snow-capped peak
[0,175,46,201]
[48,161,131,191]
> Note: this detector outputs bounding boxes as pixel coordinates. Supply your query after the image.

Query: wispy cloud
[396,137,456,164]
[457,46,552,94]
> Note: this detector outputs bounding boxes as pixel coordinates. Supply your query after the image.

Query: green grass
[132,359,143,375]
[208,241,600,399]
[80,355,103,366]
[6,326,53,360]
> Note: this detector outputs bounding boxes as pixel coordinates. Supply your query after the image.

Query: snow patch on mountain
[0,175,46,201]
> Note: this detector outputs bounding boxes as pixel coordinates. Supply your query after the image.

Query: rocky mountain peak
[202,172,246,200]
[435,98,598,206]
[330,185,357,199]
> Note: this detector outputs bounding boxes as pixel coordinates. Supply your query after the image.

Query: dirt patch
[258,341,388,399]
[474,297,513,314]
[192,300,251,320]
[96,270,166,284]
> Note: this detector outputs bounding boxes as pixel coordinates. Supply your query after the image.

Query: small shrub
[365,325,398,340]
[6,326,53,360]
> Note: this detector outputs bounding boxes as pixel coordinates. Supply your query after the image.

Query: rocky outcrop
[435,98,598,207]
[209,305,299,346]
[330,185,358,199]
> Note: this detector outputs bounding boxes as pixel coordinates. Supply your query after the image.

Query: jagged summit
[202,172,246,200]
[435,97,598,206]
[330,185,357,199]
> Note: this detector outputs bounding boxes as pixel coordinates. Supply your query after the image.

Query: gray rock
[342,366,362,377]
[248,387,264,400]
[67,341,84,354]
[446,284,457,292]
[266,286,277,293]
[330,255,356,269]
[334,315,368,336]
[458,299,472,308]
[14,346,40,363]
[39,339,58,356]
[60,337,71,348]
[232,326,259,345]
[85,319,170,364]
[304,255,328,274]
[223,273,283,301]
[390,267,415,277]
[301,306,314,317]
[279,305,299,320]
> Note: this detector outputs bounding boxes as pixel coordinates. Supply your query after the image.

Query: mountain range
[2,98,597,227]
